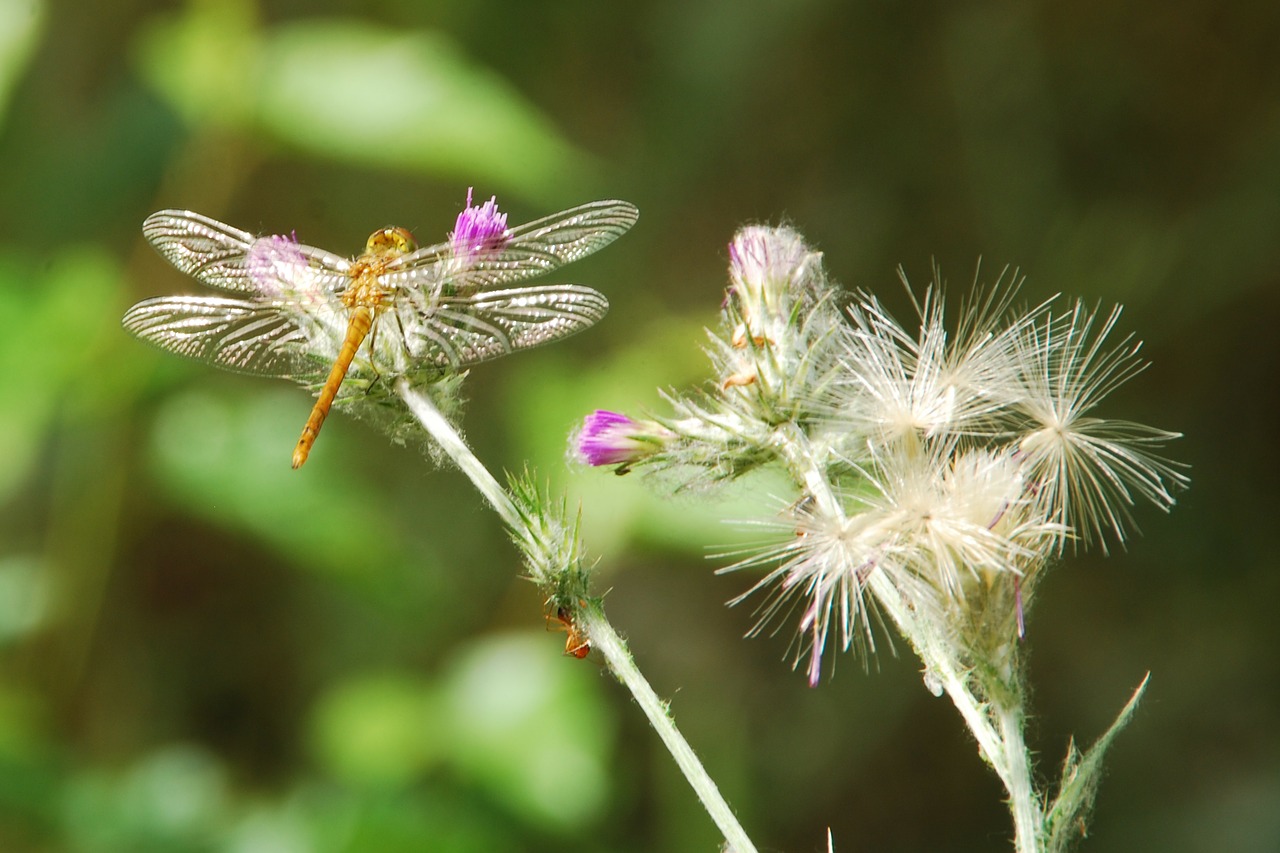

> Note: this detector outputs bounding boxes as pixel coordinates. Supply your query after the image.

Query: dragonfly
[123,192,639,467]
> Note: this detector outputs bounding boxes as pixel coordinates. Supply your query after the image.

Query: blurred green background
[1,0,1277,850]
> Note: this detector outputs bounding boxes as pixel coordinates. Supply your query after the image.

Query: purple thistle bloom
[450,187,508,263]
[575,410,663,467]
[246,232,307,298]
[727,225,810,296]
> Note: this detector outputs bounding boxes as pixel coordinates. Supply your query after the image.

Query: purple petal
[576,410,643,466]
[246,233,306,297]
[451,187,508,262]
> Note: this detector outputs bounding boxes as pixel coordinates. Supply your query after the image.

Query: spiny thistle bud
[450,187,509,262]
[718,226,836,398]
[726,225,821,346]
[572,410,673,469]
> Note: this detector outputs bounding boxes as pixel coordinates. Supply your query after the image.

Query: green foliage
[0,249,121,499]
[133,0,585,197]
[145,386,416,578]
[1045,676,1150,853]
[1,0,1277,849]
[0,0,43,130]
[309,633,612,831]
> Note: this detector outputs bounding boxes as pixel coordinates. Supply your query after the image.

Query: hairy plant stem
[582,605,758,853]
[994,693,1042,853]
[397,380,758,853]
[396,380,520,529]
[775,421,1045,852]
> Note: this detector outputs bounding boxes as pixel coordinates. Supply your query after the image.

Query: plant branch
[581,604,759,853]
[395,379,520,529]
[397,378,758,853]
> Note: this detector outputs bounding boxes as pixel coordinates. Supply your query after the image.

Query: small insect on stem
[548,605,591,659]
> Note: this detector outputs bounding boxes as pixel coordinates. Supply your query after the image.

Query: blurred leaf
[0,247,122,502]
[0,0,44,130]
[133,3,586,197]
[0,683,58,837]
[1045,674,1150,853]
[440,632,612,831]
[122,747,230,839]
[130,0,259,129]
[224,805,311,853]
[0,682,49,763]
[61,745,230,851]
[256,22,586,195]
[0,555,49,646]
[311,789,520,853]
[147,387,418,580]
[308,673,439,789]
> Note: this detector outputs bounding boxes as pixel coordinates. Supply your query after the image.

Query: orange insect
[548,605,591,659]
[124,194,637,468]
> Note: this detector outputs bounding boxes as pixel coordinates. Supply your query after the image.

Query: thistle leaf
[1044,673,1150,852]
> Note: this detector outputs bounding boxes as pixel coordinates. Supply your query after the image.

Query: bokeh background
[1,0,1277,850]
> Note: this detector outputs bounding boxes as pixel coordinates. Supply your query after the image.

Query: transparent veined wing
[122,296,332,382]
[143,210,351,298]
[384,200,639,293]
[398,284,610,367]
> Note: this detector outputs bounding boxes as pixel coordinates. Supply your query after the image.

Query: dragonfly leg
[363,317,385,395]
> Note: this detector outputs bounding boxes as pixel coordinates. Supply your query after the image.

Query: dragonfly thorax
[364,226,417,258]
[343,226,417,312]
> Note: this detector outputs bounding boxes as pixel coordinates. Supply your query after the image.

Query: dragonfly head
[365,226,417,258]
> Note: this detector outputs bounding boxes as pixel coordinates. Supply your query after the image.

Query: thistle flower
[246,232,307,299]
[572,410,672,469]
[573,218,1184,849]
[579,228,1185,681]
[834,275,1045,450]
[714,226,842,419]
[726,225,821,347]
[450,187,508,262]
[725,441,1058,684]
[724,494,899,686]
[1010,300,1188,552]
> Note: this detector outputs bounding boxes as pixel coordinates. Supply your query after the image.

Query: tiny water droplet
[923,668,943,697]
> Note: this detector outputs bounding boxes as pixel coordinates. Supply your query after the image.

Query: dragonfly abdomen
[292,305,375,468]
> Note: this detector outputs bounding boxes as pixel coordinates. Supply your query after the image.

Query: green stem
[395,380,520,529]
[994,697,1043,853]
[581,605,758,853]
[398,379,758,853]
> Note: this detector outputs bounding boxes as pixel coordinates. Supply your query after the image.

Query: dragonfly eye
[365,226,417,257]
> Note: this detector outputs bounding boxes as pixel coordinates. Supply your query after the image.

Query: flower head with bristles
[451,187,508,263]
[726,225,820,346]
[575,224,1187,683]
[1010,301,1188,553]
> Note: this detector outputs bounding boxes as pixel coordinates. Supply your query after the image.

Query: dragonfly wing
[401,285,609,367]
[387,200,639,292]
[143,210,350,297]
[122,296,331,381]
